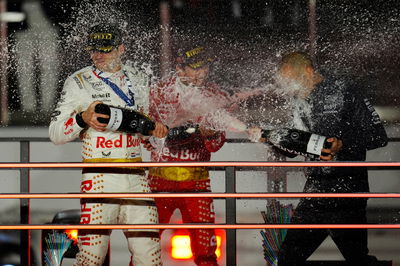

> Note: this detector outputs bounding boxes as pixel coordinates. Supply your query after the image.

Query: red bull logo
[96,134,141,148]
[65,117,74,129]
[64,117,75,135]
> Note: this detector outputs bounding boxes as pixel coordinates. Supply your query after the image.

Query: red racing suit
[49,65,162,266]
[148,77,226,266]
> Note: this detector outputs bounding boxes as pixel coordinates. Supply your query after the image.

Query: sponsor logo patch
[92,92,111,99]
[90,81,105,91]
[95,135,141,148]
[64,117,74,129]
[102,151,111,157]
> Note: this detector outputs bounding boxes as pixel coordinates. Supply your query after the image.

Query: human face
[90,44,125,73]
[176,64,210,87]
[277,64,315,98]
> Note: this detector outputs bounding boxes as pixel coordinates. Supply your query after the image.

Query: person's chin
[194,81,205,87]
[94,62,106,69]
[98,63,116,73]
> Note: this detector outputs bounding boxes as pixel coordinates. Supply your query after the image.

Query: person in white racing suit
[49,23,167,266]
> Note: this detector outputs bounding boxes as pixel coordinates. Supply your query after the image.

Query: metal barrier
[0,137,399,265]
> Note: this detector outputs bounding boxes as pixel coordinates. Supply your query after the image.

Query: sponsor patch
[92,92,111,99]
[64,117,74,129]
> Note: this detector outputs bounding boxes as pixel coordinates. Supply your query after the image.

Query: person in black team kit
[258,52,388,265]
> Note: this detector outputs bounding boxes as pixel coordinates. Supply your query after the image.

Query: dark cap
[176,46,215,69]
[86,24,122,53]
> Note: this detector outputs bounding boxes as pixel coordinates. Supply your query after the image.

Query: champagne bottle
[167,124,199,140]
[261,128,332,159]
[165,123,199,146]
[147,124,199,150]
[95,103,155,136]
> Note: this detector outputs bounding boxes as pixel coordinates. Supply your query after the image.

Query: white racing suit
[49,65,162,266]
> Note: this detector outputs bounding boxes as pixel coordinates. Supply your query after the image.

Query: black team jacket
[282,75,388,194]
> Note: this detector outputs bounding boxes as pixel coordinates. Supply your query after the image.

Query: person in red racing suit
[147,45,228,266]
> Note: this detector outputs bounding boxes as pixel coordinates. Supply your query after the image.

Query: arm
[360,97,388,150]
[49,77,87,145]
[333,89,388,161]
[200,127,226,153]
[49,77,111,144]
[320,89,387,161]
[341,94,387,154]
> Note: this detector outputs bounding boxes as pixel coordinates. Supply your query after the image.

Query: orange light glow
[171,234,222,260]
[64,229,78,244]
[171,235,192,259]
[215,235,222,258]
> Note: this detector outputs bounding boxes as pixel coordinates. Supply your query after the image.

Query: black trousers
[277,196,378,266]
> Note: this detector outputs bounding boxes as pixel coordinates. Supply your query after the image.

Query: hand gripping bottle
[261,128,332,159]
[166,123,199,143]
[95,103,155,136]
[148,123,199,151]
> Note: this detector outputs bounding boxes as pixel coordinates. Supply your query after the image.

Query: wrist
[203,132,219,140]
[76,112,87,128]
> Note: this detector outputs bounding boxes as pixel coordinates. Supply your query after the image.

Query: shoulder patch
[73,75,84,90]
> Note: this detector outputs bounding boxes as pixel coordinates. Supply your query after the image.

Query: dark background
[4,0,400,123]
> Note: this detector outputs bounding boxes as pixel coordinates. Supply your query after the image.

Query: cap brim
[187,57,215,69]
[85,46,115,53]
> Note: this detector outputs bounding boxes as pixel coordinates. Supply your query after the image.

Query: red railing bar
[1,224,400,230]
[1,161,400,168]
[1,193,400,199]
